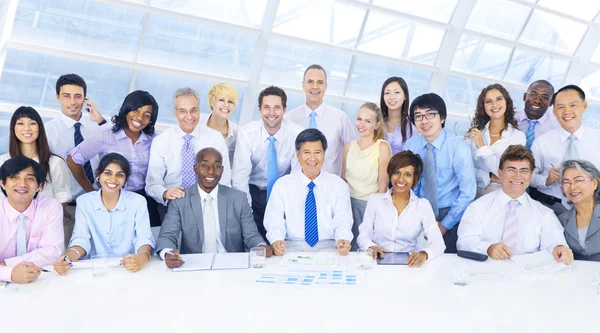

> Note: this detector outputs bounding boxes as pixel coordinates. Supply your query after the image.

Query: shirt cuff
[474,146,493,158]
[3,256,23,267]
[159,248,173,260]
[0,265,13,282]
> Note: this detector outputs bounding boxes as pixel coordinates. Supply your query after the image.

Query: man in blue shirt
[403,93,476,253]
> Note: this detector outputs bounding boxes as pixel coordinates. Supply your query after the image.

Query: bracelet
[68,247,82,260]
[138,250,151,260]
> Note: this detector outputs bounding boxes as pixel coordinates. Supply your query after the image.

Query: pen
[41,269,50,273]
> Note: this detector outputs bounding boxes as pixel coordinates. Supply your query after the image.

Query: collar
[60,113,82,129]
[518,109,552,126]
[92,189,127,212]
[299,171,324,188]
[483,122,514,140]
[261,120,287,142]
[176,123,200,139]
[419,128,446,150]
[197,184,219,202]
[114,129,150,143]
[382,188,419,203]
[303,103,325,118]
[2,197,37,223]
[496,189,528,208]
[558,125,585,143]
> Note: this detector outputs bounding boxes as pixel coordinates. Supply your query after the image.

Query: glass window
[346,55,432,102]
[149,0,266,28]
[139,15,256,80]
[537,0,600,21]
[273,0,364,46]
[133,70,246,125]
[451,36,513,80]
[504,48,568,87]
[581,67,600,100]
[591,44,600,65]
[583,103,600,131]
[12,0,145,61]
[358,11,444,65]
[0,49,132,116]
[518,10,587,55]
[362,0,458,23]
[261,39,352,96]
[466,0,531,41]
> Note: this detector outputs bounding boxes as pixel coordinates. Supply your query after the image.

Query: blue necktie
[266,136,278,200]
[181,134,196,188]
[309,111,317,129]
[525,120,538,149]
[73,123,95,184]
[423,143,439,217]
[304,182,318,247]
[17,213,27,256]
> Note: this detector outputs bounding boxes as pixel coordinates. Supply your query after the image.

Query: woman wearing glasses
[465,84,525,198]
[558,160,600,261]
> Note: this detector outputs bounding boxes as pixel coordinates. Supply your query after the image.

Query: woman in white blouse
[0,106,70,204]
[200,82,240,164]
[466,83,526,197]
[357,151,446,267]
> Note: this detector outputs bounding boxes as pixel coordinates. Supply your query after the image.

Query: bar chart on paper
[255,270,358,286]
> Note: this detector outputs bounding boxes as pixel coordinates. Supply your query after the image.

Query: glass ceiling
[0,0,599,134]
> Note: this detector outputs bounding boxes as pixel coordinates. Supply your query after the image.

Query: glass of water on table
[250,247,266,268]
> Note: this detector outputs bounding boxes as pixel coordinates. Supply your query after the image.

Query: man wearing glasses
[403,93,476,253]
[516,80,559,149]
[457,145,573,263]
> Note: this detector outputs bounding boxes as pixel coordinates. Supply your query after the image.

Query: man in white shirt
[232,86,303,240]
[531,85,600,215]
[264,128,353,255]
[516,80,559,149]
[285,64,354,176]
[45,74,109,246]
[457,145,573,263]
[155,148,271,268]
[145,87,231,218]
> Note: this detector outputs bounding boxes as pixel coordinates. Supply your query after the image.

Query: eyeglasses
[560,178,594,188]
[414,111,438,122]
[503,167,531,176]
[301,151,323,158]
[527,91,551,103]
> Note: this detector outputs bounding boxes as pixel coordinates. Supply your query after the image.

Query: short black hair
[552,84,586,105]
[303,64,327,82]
[295,128,328,151]
[55,74,87,96]
[0,156,47,197]
[527,80,555,96]
[96,153,131,184]
[111,90,159,135]
[258,86,287,109]
[409,93,447,127]
[196,147,222,163]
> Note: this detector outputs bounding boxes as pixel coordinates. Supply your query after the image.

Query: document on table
[511,251,567,274]
[255,270,358,286]
[280,253,340,267]
[173,253,249,272]
[70,257,123,269]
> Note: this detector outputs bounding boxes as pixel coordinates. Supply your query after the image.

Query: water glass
[452,262,470,286]
[357,248,374,270]
[91,255,109,277]
[250,247,266,269]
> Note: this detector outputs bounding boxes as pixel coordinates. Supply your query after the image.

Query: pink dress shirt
[0,197,64,282]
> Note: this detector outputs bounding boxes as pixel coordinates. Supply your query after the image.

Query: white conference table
[1,253,599,333]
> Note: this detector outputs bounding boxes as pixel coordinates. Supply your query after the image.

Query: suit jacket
[558,205,600,261]
[156,185,265,254]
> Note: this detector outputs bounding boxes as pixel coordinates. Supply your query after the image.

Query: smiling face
[125,105,152,133]
[14,117,39,145]
[553,89,588,134]
[355,107,379,139]
[499,159,532,199]
[194,149,223,193]
[297,140,325,180]
[383,81,406,112]
[523,82,553,120]
[390,165,415,195]
[562,167,598,205]
[259,95,286,134]
[98,162,126,194]
[302,68,327,108]
[174,95,200,134]
[56,84,85,121]
[483,89,506,122]
[211,95,236,120]
[1,166,40,208]
[413,107,443,142]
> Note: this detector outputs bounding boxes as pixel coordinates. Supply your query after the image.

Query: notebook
[172,253,249,272]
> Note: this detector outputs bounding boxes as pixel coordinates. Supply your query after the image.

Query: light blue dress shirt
[403,129,476,230]
[69,189,155,258]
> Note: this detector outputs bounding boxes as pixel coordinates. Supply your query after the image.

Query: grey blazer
[156,185,266,254]
[558,205,600,262]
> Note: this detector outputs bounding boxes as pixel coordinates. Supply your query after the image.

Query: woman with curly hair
[66,90,162,226]
[465,83,526,197]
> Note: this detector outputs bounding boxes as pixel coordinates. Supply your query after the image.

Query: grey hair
[303,64,327,83]
[560,159,600,203]
[172,87,200,107]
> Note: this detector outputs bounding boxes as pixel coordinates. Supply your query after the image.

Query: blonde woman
[201,83,240,163]
[342,102,392,250]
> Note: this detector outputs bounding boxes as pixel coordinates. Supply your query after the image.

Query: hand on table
[164,249,185,269]
[487,242,513,260]
[336,240,351,256]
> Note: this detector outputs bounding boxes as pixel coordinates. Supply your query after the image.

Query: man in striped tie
[457,145,573,264]
[263,129,353,255]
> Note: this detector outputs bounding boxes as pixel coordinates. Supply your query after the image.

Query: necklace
[489,133,501,137]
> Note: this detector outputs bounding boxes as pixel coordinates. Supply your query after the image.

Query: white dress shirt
[285,103,355,176]
[45,113,108,200]
[466,123,526,189]
[145,124,231,205]
[232,119,303,204]
[457,189,567,255]
[0,154,71,203]
[264,171,353,245]
[531,125,600,206]
[516,109,560,140]
[199,113,239,165]
[357,189,445,259]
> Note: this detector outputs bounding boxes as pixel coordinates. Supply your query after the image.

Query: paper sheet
[211,253,249,270]
[172,253,214,272]
[255,270,358,286]
[511,251,567,274]
[70,257,123,269]
[280,253,340,267]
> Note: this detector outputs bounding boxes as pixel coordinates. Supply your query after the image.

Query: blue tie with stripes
[266,136,278,200]
[304,181,318,247]
[525,120,538,149]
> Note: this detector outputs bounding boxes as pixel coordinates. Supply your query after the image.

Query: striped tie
[502,200,520,251]
[304,181,318,247]
[525,120,538,149]
[73,123,95,184]
[266,136,278,200]
[309,111,317,129]
[181,135,196,188]
[564,134,579,161]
